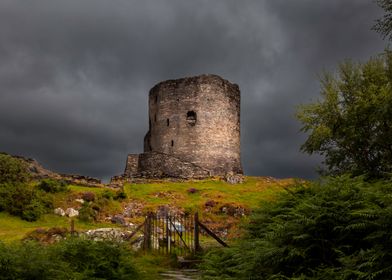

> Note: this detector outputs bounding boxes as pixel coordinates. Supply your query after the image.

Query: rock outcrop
[2,152,103,187]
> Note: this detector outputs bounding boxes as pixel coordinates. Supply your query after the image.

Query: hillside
[0,176,297,242]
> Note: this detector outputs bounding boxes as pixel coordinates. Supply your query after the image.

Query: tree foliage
[201,176,392,279]
[0,154,29,184]
[0,183,52,221]
[297,54,392,178]
[0,154,51,221]
[373,0,392,40]
[37,179,68,193]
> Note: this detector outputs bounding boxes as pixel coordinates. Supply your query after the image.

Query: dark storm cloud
[0,0,386,180]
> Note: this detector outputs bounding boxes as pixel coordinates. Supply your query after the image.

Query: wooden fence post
[166,213,170,254]
[143,213,152,251]
[70,219,75,236]
[194,212,201,252]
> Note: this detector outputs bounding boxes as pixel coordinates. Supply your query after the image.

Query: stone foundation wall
[124,154,139,177]
[137,151,210,179]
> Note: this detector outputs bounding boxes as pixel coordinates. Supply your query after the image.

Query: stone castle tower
[123,74,242,179]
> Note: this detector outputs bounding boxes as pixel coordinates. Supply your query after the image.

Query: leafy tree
[373,0,392,40]
[0,154,29,184]
[297,53,392,178]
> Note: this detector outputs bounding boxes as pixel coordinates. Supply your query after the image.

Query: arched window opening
[186,111,197,126]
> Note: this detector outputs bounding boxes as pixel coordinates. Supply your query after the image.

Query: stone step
[160,269,199,280]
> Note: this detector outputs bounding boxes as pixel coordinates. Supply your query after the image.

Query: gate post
[143,212,152,251]
[194,212,201,252]
[70,219,75,236]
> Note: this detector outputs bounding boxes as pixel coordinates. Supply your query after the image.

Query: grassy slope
[0,212,114,242]
[125,176,295,210]
[124,177,296,231]
[0,176,297,242]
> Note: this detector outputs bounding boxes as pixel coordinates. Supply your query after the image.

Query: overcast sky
[0,0,386,181]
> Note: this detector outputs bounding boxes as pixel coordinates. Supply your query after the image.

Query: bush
[0,241,69,279]
[0,155,50,221]
[78,202,98,223]
[200,176,392,280]
[56,238,139,279]
[101,189,114,200]
[115,190,127,200]
[101,189,127,201]
[0,238,139,279]
[0,154,29,184]
[81,191,96,202]
[21,198,47,222]
[0,183,52,221]
[37,179,68,193]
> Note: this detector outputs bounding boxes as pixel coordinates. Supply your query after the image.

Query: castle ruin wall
[123,74,242,179]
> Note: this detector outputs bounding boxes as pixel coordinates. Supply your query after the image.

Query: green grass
[68,185,108,194]
[0,176,296,242]
[0,176,298,279]
[0,212,114,242]
[132,253,177,279]
[125,176,295,212]
[123,176,297,239]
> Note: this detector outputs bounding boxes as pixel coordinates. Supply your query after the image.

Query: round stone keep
[143,74,242,176]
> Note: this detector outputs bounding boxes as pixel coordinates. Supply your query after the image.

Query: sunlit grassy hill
[0,176,298,242]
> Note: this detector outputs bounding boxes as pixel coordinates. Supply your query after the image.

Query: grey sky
[0,0,386,180]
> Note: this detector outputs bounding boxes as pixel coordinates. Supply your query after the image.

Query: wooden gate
[138,212,228,255]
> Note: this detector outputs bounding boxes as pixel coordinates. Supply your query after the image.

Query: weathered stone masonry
[123,74,242,179]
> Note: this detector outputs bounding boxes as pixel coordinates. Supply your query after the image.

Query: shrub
[101,189,127,201]
[0,238,139,279]
[0,183,52,221]
[200,176,392,280]
[56,238,139,279]
[37,179,68,193]
[81,191,95,202]
[21,198,47,222]
[0,241,69,280]
[115,190,127,200]
[78,202,98,223]
[101,189,114,200]
[0,154,29,184]
[0,155,51,221]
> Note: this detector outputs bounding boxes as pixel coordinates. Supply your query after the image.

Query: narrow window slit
[186,111,197,126]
